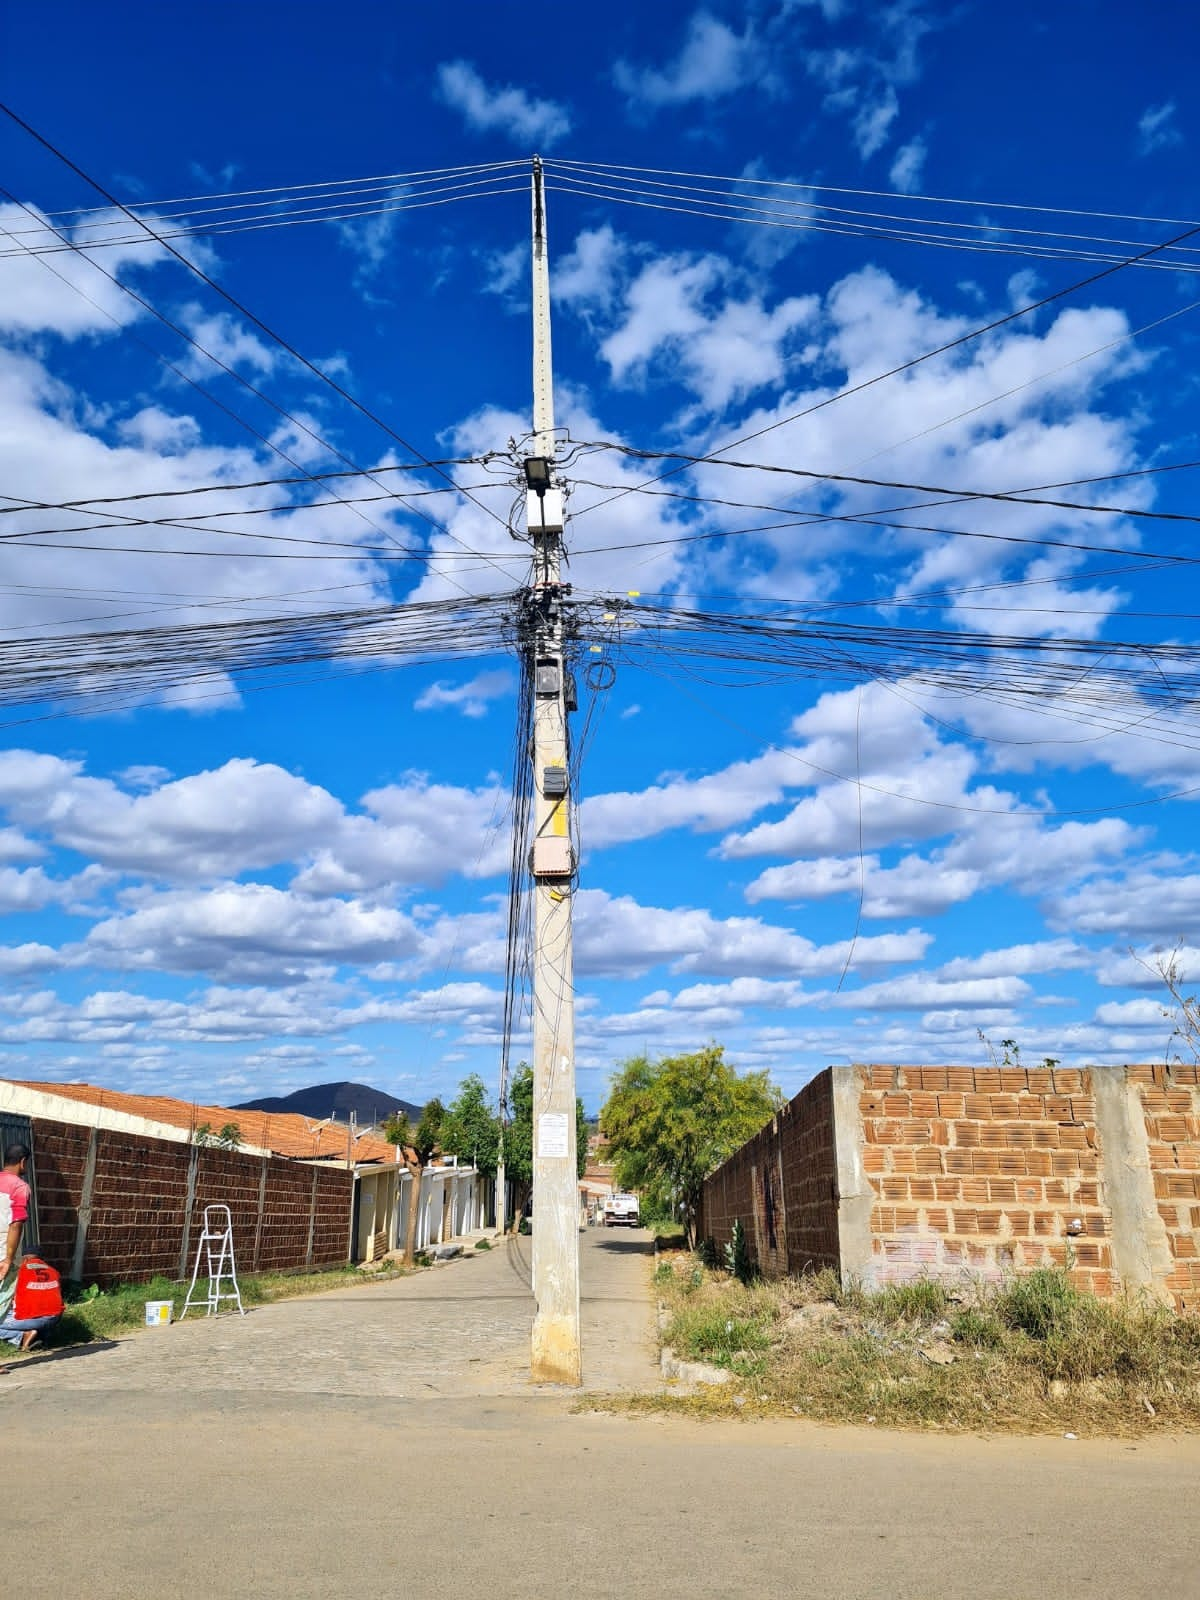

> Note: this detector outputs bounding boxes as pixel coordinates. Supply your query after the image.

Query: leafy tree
[600,1045,781,1246]
[384,1098,446,1265]
[440,1074,500,1177]
[504,1065,588,1232]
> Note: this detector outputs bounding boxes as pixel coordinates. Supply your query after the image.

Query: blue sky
[0,0,1198,1111]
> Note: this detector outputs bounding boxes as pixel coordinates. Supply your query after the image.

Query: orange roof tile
[13,1080,401,1165]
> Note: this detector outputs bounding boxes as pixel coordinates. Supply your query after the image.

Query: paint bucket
[144,1300,174,1326]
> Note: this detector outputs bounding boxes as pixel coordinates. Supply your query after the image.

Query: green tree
[504,1065,588,1232]
[440,1074,500,1177]
[384,1098,446,1266]
[600,1045,781,1246]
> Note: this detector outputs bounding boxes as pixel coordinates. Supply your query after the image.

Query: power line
[545,156,1200,231]
[546,170,1200,277]
[0,457,492,517]
[0,186,506,599]
[567,214,1200,524]
[0,180,528,260]
[0,103,512,546]
[576,446,1200,529]
[38,157,528,223]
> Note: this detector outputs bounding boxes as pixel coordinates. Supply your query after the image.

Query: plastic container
[144,1300,174,1326]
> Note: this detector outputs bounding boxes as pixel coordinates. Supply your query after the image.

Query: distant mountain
[232,1080,422,1126]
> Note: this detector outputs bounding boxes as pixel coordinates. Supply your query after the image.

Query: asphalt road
[4,1229,1198,1598]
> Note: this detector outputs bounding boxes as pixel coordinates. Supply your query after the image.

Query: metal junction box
[543,765,568,797]
[535,659,561,696]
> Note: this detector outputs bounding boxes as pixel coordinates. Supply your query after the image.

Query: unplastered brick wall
[699,1071,839,1276]
[30,1116,353,1287]
[1130,1064,1200,1312]
[699,1064,1200,1309]
[859,1066,1112,1295]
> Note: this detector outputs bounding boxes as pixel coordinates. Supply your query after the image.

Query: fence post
[70,1126,100,1282]
[305,1166,318,1267]
[178,1143,200,1280]
[253,1153,269,1272]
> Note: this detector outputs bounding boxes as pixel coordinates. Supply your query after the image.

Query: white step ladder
[179,1204,245,1320]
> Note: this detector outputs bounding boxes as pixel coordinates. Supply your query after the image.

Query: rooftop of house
[14,1080,402,1165]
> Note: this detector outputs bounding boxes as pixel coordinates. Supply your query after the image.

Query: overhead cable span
[606,598,1200,725]
[0,594,518,718]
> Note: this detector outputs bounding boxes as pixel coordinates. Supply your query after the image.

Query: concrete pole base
[531,1313,582,1385]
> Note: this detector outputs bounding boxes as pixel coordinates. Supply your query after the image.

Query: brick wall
[700,1071,840,1276]
[697,1064,1200,1308]
[1131,1063,1200,1312]
[860,1065,1112,1296]
[29,1115,353,1287]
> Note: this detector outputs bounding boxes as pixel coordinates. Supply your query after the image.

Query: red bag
[13,1257,64,1321]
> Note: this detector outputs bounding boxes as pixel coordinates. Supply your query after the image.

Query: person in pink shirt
[0,1144,58,1352]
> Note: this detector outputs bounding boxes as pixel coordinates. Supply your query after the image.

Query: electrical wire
[545,156,1200,232]
[0,104,512,551]
[0,169,527,257]
[567,213,1200,524]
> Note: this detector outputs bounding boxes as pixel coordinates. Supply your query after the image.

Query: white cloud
[414,669,513,718]
[336,188,409,291]
[0,752,510,894]
[829,971,1032,1011]
[0,203,169,338]
[852,86,899,158]
[1093,997,1171,1028]
[889,135,927,193]
[177,306,277,380]
[82,883,422,982]
[573,887,929,979]
[1049,870,1200,938]
[1137,101,1182,155]
[614,12,763,108]
[554,226,626,318]
[0,756,341,880]
[584,748,797,848]
[435,61,571,146]
[597,250,817,411]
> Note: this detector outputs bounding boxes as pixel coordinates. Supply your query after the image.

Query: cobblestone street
[4,1226,658,1399]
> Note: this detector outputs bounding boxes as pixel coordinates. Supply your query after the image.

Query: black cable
[580,447,1200,529]
[0,103,509,538]
[0,456,490,517]
[568,214,1200,523]
[0,192,508,600]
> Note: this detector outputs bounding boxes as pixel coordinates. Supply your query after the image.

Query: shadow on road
[591,1234,654,1255]
[3,1337,119,1373]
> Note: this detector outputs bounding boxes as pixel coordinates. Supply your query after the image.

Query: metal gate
[0,1112,40,1253]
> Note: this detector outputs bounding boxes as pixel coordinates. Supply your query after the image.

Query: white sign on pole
[537,1111,569,1159]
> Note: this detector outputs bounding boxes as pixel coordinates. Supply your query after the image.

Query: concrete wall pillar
[830,1065,875,1289]
[1092,1067,1174,1302]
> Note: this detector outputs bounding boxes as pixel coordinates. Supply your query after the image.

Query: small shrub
[872,1278,949,1323]
[996,1268,1079,1340]
[474,1238,492,1251]
[724,1219,756,1285]
[950,1306,1006,1349]
[671,1303,771,1366]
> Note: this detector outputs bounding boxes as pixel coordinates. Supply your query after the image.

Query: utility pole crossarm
[524,154,581,1386]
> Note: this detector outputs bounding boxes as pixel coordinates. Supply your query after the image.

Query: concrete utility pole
[523,155,581,1385]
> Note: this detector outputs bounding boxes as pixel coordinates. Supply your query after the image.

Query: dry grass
[642,1253,1200,1435]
